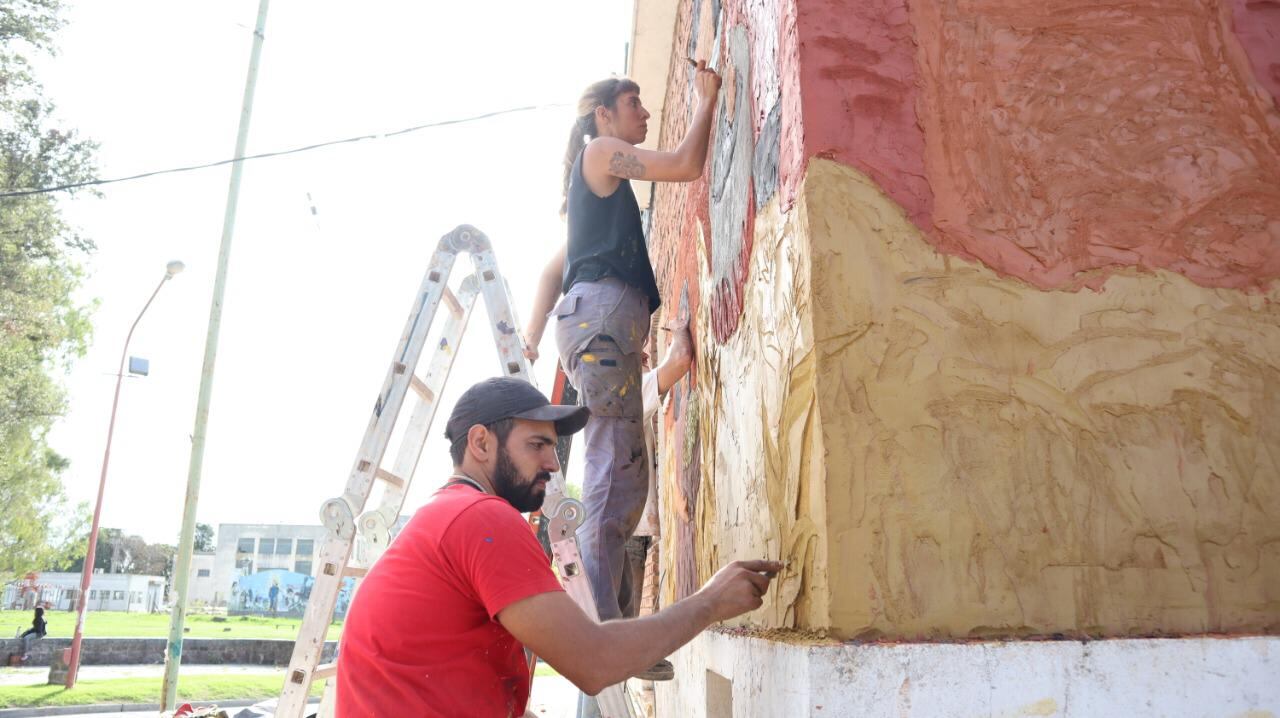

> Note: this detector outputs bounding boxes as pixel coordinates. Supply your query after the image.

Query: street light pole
[161,0,269,709]
[65,260,185,689]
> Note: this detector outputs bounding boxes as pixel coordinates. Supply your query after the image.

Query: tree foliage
[61,528,176,580]
[0,0,97,580]
[194,522,215,553]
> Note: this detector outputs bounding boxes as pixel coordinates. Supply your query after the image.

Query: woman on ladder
[523,60,721,691]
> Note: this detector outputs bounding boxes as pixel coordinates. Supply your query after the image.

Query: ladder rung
[443,287,463,319]
[313,663,338,681]
[342,565,368,579]
[410,375,435,402]
[375,468,405,489]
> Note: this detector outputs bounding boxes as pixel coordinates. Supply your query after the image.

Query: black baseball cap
[445,377,590,443]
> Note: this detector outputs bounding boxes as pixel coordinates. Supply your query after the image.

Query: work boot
[632,658,674,681]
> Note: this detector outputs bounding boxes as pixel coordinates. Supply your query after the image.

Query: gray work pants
[553,278,651,623]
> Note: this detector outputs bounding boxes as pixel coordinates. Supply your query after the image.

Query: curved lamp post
[65,260,184,688]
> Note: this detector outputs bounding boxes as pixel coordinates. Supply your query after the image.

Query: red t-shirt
[336,484,564,717]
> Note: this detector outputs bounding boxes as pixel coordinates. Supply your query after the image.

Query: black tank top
[563,150,661,313]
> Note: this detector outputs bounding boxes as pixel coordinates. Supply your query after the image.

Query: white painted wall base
[655,630,1279,717]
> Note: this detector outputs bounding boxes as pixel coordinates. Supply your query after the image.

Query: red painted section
[1229,0,1280,106]
[792,0,934,230]
[649,1,710,593]
[774,0,806,215]
[911,0,1280,291]
[651,0,1280,360]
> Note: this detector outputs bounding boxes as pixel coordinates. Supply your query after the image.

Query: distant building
[187,551,216,606]
[2,572,164,613]
[209,523,329,610]
[192,521,406,615]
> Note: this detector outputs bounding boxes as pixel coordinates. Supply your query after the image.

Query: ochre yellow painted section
[808,158,1280,639]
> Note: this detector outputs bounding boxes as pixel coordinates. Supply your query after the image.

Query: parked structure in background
[2,572,164,613]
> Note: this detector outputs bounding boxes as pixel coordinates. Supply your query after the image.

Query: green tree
[194,522,215,553]
[60,529,175,581]
[0,0,96,580]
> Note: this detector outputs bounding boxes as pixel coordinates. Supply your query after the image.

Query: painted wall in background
[644,0,1280,640]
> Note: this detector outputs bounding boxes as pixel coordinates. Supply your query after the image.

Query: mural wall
[228,570,355,618]
[647,0,1280,640]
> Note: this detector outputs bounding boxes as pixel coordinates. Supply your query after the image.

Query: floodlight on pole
[65,260,184,688]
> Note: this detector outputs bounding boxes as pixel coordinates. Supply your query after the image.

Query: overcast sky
[40,1,633,545]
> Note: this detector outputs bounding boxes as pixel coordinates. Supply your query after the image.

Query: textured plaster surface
[790,0,1280,291]
[1229,0,1280,105]
[657,631,1280,717]
[912,0,1280,291]
[807,159,1280,639]
[646,0,1280,642]
[707,25,756,343]
[651,0,798,343]
[793,0,931,228]
[653,0,1280,342]
[659,188,830,630]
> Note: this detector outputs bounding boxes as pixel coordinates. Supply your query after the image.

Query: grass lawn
[0,611,342,641]
[0,665,560,708]
[0,673,323,708]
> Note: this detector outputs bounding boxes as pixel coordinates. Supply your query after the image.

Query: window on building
[89,590,97,599]
[197,569,211,578]
[113,591,125,600]
[258,538,275,555]
[296,539,314,555]
[237,538,255,554]
[276,538,292,555]
[235,559,254,574]
[294,560,313,576]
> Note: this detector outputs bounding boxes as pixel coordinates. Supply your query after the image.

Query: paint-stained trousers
[553,277,651,624]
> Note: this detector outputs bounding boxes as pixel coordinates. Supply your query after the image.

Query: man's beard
[492,445,550,513]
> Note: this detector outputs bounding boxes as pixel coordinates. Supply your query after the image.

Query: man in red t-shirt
[338,377,781,717]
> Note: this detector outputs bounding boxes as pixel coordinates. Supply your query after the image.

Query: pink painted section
[775,0,807,214]
[907,0,1280,291]
[784,0,1280,291]
[1229,0,1280,106]
[791,0,935,231]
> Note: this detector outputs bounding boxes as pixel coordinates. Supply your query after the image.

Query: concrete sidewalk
[0,666,280,687]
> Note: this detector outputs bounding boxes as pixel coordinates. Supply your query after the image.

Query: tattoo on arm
[608,151,646,179]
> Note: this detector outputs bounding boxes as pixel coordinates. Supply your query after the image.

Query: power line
[0,103,568,199]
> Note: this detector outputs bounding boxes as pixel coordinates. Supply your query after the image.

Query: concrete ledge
[658,631,1280,717]
[1,639,336,668]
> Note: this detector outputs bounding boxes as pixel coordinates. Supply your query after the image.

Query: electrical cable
[0,103,568,199]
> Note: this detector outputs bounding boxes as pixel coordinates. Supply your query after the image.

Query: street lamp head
[165,260,185,278]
